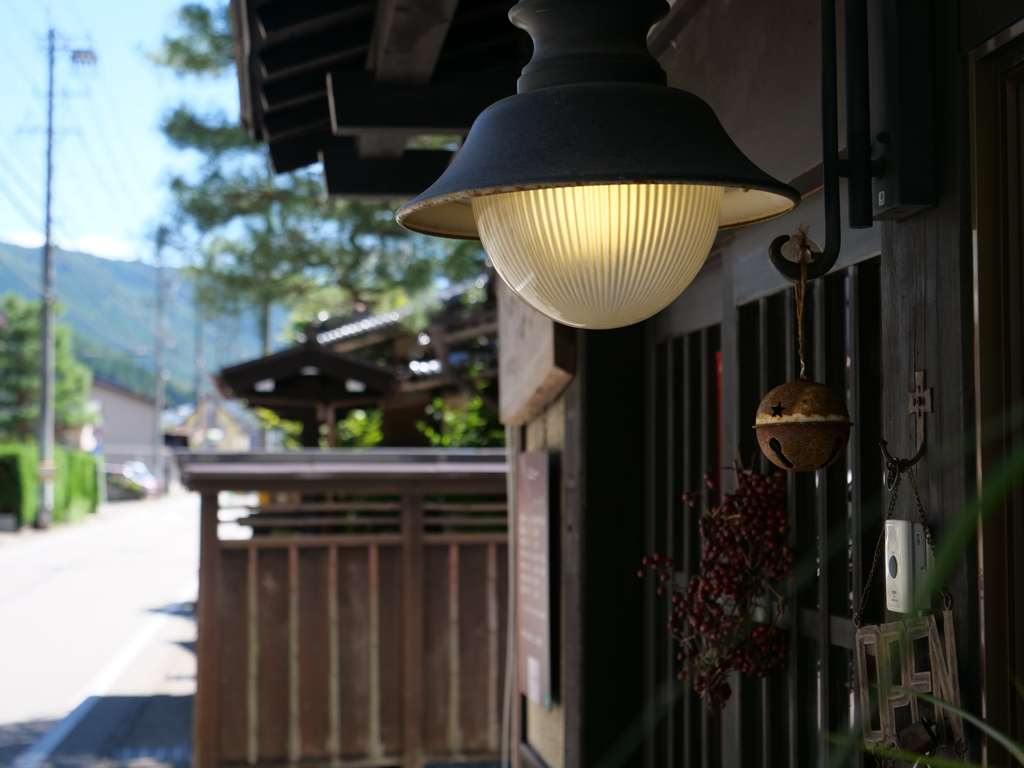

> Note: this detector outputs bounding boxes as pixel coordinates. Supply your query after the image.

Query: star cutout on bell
[771,402,786,417]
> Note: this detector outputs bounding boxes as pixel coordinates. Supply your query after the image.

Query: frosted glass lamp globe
[471,183,723,329]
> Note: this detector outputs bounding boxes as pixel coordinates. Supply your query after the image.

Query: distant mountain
[0,241,289,404]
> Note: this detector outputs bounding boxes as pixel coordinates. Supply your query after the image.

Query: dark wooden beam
[319,146,453,200]
[256,0,373,37]
[369,0,461,83]
[327,69,517,135]
[261,69,329,111]
[269,131,354,174]
[263,99,331,142]
[258,16,372,77]
[355,0,459,159]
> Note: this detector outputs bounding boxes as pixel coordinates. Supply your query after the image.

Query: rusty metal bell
[754,380,852,471]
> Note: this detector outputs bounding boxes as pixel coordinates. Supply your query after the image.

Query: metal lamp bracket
[767,0,884,283]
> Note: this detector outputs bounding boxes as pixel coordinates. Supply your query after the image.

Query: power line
[54,0,91,38]
[0,181,40,231]
[0,0,39,40]
[45,0,152,203]
[0,42,41,93]
[0,246,45,294]
[0,0,44,92]
[51,140,115,237]
[0,153,42,227]
[94,77,151,196]
[0,149,43,198]
[63,98,146,221]
[71,93,151,204]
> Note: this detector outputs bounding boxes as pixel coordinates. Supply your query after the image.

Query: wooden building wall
[508,0,1024,766]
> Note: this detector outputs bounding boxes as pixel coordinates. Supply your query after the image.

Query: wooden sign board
[497,279,576,426]
[854,611,964,749]
[516,450,552,710]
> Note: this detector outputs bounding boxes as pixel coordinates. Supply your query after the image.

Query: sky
[0,0,237,264]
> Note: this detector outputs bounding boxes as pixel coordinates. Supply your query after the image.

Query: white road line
[11,579,198,768]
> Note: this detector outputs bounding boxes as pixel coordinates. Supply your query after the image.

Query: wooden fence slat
[457,545,490,753]
[247,547,259,766]
[378,545,403,755]
[423,533,508,545]
[402,495,425,768]
[240,516,402,528]
[496,545,509,756]
[257,501,403,512]
[420,517,508,528]
[447,545,462,754]
[328,547,341,764]
[194,493,221,768]
[257,550,290,761]
[422,535,450,755]
[223,534,403,549]
[289,547,301,763]
[218,550,249,762]
[299,548,331,758]
[338,548,371,758]
[422,503,508,512]
[369,544,383,759]
[487,544,500,751]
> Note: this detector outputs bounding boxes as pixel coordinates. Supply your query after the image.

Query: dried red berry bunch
[639,469,794,711]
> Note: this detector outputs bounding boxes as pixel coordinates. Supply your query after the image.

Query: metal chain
[854,472,901,627]
[906,467,954,610]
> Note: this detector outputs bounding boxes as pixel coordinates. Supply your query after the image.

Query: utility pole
[194,309,204,413]
[36,29,58,528]
[153,227,167,497]
[36,31,96,528]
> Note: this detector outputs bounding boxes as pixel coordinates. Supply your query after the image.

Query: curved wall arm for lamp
[768,0,875,283]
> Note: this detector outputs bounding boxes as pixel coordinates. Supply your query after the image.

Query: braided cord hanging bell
[754,228,852,472]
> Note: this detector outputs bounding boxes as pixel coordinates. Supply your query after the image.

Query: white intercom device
[885,519,934,613]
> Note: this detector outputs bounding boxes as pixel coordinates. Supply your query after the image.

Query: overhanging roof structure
[230,0,530,197]
[215,338,397,421]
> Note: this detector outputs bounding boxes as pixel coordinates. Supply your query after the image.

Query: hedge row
[0,445,101,527]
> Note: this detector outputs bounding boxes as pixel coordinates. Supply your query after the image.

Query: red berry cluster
[639,470,793,711]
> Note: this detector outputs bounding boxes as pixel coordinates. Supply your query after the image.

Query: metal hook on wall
[879,439,924,491]
[878,371,933,490]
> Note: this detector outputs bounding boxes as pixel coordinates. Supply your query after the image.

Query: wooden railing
[182,450,509,768]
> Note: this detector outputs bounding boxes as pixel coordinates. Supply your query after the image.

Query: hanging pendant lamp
[397,0,799,329]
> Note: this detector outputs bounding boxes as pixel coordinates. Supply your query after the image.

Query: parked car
[105,461,160,500]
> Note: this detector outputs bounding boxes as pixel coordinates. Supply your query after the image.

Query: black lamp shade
[397,82,799,239]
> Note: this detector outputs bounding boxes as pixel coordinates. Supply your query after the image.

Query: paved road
[0,494,200,768]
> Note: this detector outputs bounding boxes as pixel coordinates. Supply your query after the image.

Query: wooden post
[326,406,337,448]
[402,494,425,768]
[195,492,221,768]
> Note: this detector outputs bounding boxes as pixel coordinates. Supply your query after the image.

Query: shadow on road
[0,695,192,768]
[0,721,56,768]
[146,602,195,620]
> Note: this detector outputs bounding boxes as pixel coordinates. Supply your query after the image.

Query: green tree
[417,395,505,448]
[253,406,384,449]
[0,293,94,442]
[152,3,487,354]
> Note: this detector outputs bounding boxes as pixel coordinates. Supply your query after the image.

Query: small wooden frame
[497,280,576,426]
